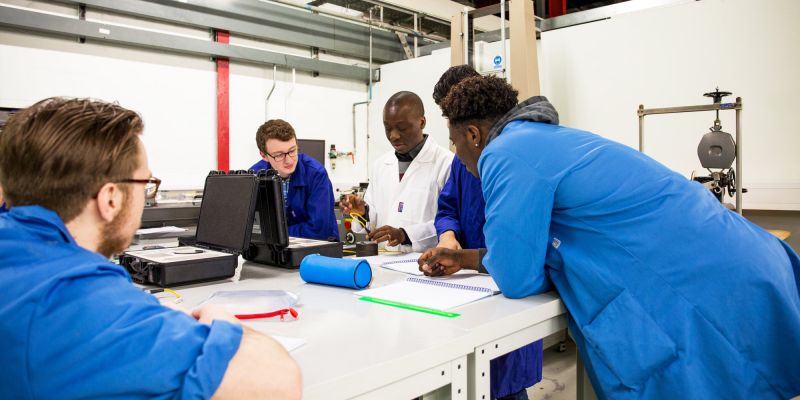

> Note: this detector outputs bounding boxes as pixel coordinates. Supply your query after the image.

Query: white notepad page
[423,273,500,293]
[357,273,501,310]
[380,254,424,275]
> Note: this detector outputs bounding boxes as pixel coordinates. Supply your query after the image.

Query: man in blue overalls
[0,97,301,398]
[250,119,338,240]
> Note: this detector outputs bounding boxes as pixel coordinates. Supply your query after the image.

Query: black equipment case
[243,171,342,268]
[120,171,259,286]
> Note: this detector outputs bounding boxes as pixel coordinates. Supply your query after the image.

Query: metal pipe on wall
[284,68,296,119]
[265,65,277,121]
[366,6,374,180]
[501,0,507,79]
[735,97,742,214]
[413,13,419,58]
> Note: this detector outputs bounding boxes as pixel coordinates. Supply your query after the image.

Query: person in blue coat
[421,75,800,399]
[432,65,543,400]
[250,119,338,240]
[0,97,301,399]
[436,156,544,400]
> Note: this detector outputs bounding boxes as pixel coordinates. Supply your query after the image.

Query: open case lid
[254,170,290,248]
[195,171,259,253]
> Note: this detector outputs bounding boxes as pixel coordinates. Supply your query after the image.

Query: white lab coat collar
[382,135,437,165]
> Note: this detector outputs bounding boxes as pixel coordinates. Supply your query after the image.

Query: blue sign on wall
[493,55,503,69]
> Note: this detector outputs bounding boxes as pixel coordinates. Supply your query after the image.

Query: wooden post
[509,0,541,98]
[450,10,466,66]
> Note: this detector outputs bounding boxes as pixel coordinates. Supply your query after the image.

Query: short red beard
[96,190,133,258]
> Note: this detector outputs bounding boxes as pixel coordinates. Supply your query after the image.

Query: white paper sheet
[135,226,187,235]
[357,252,422,270]
[271,335,307,352]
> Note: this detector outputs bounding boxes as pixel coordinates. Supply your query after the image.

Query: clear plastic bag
[200,290,299,317]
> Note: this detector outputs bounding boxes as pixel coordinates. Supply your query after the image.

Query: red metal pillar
[215,30,230,172]
[549,0,566,17]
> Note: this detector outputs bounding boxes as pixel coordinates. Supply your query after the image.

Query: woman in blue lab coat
[421,75,800,399]
[250,119,338,241]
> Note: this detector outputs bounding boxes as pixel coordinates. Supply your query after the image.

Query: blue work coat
[0,205,243,399]
[251,153,338,240]
[435,156,486,249]
[436,155,544,398]
[479,117,800,399]
[0,203,7,213]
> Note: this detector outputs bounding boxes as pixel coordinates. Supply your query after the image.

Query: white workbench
[174,258,569,399]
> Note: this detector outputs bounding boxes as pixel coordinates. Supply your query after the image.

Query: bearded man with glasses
[0,98,301,399]
[249,119,338,241]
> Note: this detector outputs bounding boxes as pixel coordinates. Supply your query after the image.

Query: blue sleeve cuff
[434,218,461,238]
[181,321,244,399]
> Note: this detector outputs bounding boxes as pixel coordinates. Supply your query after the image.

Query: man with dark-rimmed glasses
[249,119,338,241]
[0,97,302,399]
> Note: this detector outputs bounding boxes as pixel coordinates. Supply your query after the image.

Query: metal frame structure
[450,0,541,108]
[421,0,692,57]
[354,356,468,400]
[470,314,569,400]
[53,0,433,63]
[638,98,744,214]
[0,0,454,82]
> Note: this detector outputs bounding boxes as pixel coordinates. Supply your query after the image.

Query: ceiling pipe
[266,0,447,42]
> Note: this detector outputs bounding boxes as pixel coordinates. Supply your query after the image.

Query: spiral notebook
[379,254,424,275]
[357,273,501,310]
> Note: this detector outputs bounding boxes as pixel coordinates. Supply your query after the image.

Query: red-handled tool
[235,308,298,321]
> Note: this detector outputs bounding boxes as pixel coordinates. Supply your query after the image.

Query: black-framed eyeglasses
[118,177,161,199]
[267,147,298,162]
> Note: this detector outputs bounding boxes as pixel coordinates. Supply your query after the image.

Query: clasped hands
[417,247,481,277]
[340,194,407,247]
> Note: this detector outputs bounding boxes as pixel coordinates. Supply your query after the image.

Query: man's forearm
[213,326,302,400]
[476,248,488,274]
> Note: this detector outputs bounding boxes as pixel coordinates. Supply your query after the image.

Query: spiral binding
[381,258,419,266]
[406,277,494,294]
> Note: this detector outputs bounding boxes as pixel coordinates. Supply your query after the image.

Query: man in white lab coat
[341,91,453,252]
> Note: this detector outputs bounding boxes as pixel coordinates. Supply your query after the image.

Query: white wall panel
[0,28,369,191]
[540,0,800,209]
[367,49,453,171]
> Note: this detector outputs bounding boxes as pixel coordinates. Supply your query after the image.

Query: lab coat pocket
[582,290,678,391]
[397,188,435,223]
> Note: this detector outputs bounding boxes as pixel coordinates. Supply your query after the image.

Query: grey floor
[528,340,577,400]
[530,341,800,400]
